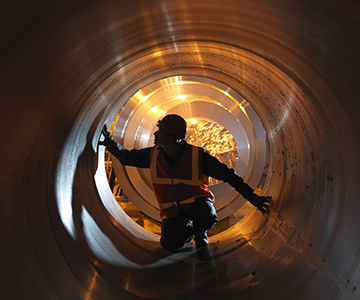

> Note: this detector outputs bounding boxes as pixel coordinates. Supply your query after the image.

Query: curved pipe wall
[1,0,359,299]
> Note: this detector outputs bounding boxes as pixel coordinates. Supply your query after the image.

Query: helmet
[157,114,187,139]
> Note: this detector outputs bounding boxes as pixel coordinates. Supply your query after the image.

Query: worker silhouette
[99,114,271,251]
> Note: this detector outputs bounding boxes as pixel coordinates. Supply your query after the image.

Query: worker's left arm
[200,150,271,213]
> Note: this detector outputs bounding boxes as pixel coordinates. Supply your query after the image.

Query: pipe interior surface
[1,0,360,299]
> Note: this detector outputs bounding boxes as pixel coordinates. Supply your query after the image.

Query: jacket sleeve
[106,142,152,169]
[200,150,255,201]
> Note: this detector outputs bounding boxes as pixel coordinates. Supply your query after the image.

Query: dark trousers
[160,197,218,250]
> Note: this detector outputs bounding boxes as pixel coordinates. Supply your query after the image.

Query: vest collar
[156,141,192,169]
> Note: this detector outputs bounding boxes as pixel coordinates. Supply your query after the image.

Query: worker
[99,114,271,250]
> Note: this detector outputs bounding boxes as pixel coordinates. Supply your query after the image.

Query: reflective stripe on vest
[150,145,214,219]
[151,147,208,186]
[157,196,199,209]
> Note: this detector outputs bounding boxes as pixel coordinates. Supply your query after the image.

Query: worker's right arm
[99,124,151,168]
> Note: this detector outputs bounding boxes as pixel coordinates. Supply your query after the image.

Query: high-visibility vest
[150,145,214,219]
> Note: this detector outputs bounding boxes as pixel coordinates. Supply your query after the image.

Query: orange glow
[186,120,238,185]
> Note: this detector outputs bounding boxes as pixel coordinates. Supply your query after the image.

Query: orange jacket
[150,145,214,219]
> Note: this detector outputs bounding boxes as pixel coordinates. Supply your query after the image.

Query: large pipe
[1,0,359,299]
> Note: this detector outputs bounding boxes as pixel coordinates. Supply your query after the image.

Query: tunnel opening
[9,1,356,296]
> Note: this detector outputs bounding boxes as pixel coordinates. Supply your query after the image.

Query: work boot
[195,233,208,248]
[184,221,194,243]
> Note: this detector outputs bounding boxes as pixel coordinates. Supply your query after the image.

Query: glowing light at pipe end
[187,120,238,186]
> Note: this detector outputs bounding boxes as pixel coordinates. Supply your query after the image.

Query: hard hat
[157,114,187,139]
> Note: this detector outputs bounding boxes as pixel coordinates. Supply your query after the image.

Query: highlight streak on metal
[1,0,360,299]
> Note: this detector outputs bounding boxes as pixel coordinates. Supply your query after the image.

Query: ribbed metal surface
[1,0,359,299]
[111,75,268,222]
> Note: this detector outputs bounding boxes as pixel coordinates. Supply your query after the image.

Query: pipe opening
[4,1,360,299]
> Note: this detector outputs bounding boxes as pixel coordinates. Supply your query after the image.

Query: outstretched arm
[201,150,271,213]
[99,124,151,168]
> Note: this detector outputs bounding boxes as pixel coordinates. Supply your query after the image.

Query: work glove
[99,124,116,147]
[250,195,271,213]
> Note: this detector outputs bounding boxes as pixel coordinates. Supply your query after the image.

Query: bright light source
[150,107,158,113]
[135,90,151,103]
[150,107,165,115]
[177,94,186,100]
[140,95,150,102]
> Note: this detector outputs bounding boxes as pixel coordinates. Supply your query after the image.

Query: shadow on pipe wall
[1,0,359,299]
